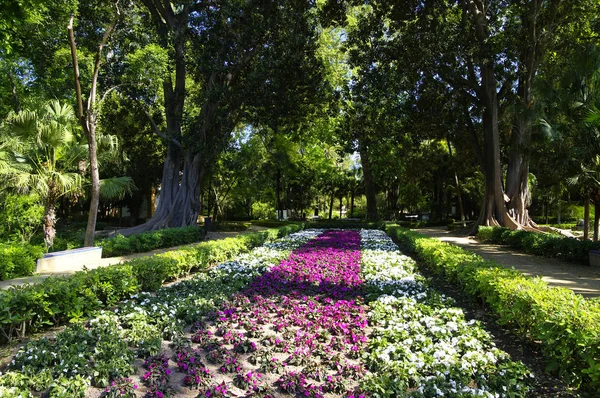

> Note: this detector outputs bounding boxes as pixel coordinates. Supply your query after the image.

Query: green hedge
[477,226,600,264]
[97,226,206,257]
[306,220,387,230]
[0,224,305,344]
[388,226,600,392]
[212,222,249,232]
[0,244,44,281]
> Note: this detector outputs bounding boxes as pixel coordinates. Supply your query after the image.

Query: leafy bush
[0,194,44,243]
[389,226,600,392]
[0,224,304,344]
[99,226,206,257]
[306,220,386,230]
[251,220,294,228]
[477,226,600,264]
[213,222,249,231]
[0,244,44,281]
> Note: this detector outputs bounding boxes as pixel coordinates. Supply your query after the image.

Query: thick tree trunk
[339,195,343,218]
[584,193,590,241]
[475,63,519,230]
[359,143,378,220]
[506,72,534,227]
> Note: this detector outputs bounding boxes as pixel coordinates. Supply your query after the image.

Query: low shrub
[250,220,294,228]
[0,224,305,344]
[99,226,206,257]
[477,226,600,264]
[306,220,386,230]
[0,244,44,281]
[212,222,249,231]
[389,226,600,393]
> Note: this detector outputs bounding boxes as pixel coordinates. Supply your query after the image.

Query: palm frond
[99,176,137,200]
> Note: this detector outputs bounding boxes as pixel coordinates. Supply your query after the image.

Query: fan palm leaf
[99,176,136,200]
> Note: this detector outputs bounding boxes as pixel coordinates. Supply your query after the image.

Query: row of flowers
[0,229,324,398]
[359,229,534,397]
[156,229,368,397]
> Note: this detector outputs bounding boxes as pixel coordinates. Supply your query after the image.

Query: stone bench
[37,246,103,274]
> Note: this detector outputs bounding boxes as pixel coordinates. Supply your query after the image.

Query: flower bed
[0,229,320,398]
[360,229,533,397]
[1,228,538,397]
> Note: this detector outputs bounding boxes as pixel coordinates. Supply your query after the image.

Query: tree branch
[142,108,182,148]
[67,16,85,123]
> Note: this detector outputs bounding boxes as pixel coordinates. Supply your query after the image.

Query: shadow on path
[415,227,600,299]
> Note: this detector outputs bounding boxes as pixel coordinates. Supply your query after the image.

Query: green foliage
[307,220,386,230]
[0,243,44,281]
[0,194,43,243]
[389,226,600,392]
[251,201,276,220]
[0,224,303,343]
[477,226,600,264]
[99,226,206,257]
[212,222,249,232]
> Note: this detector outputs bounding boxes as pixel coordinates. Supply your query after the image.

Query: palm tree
[1,101,135,248]
[1,101,85,248]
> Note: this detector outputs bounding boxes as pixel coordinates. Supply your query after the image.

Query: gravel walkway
[415,227,600,298]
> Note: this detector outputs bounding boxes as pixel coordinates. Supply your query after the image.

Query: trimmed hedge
[212,222,249,232]
[306,220,387,230]
[477,226,600,265]
[0,224,305,344]
[98,226,206,257]
[388,226,600,392]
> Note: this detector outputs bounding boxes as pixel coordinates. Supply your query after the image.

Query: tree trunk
[339,195,343,219]
[594,198,600,242]
[584,193,590,241]
[43,201,57,248]
[328,191,334,220]
[506,74,534,227]
[8,67,20,112]
[276,168,282,220]
[359,143,378,220]
[475,61,518,229]
[84,120,100,246]
[350,189,355,218]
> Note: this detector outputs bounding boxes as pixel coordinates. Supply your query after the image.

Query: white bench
[37,246,103,274]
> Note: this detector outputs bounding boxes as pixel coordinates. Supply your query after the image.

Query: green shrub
[0,244,44,281]
[476,226,600,264]
[0,194,44,243]
[213,222,249,231]
[306,220,386,230]
[99,226,206,257]
[0,224,303,343]
[389,226,600,392]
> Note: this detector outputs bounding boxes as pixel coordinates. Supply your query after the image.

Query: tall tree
[68,1,121,246]
[120,0,325,234]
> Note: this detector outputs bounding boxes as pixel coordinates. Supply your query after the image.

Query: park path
[0,227,267,291]
[415,227,600,298]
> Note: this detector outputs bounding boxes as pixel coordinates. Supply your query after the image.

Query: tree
[68,1,121,246]
[1,101,85,247]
